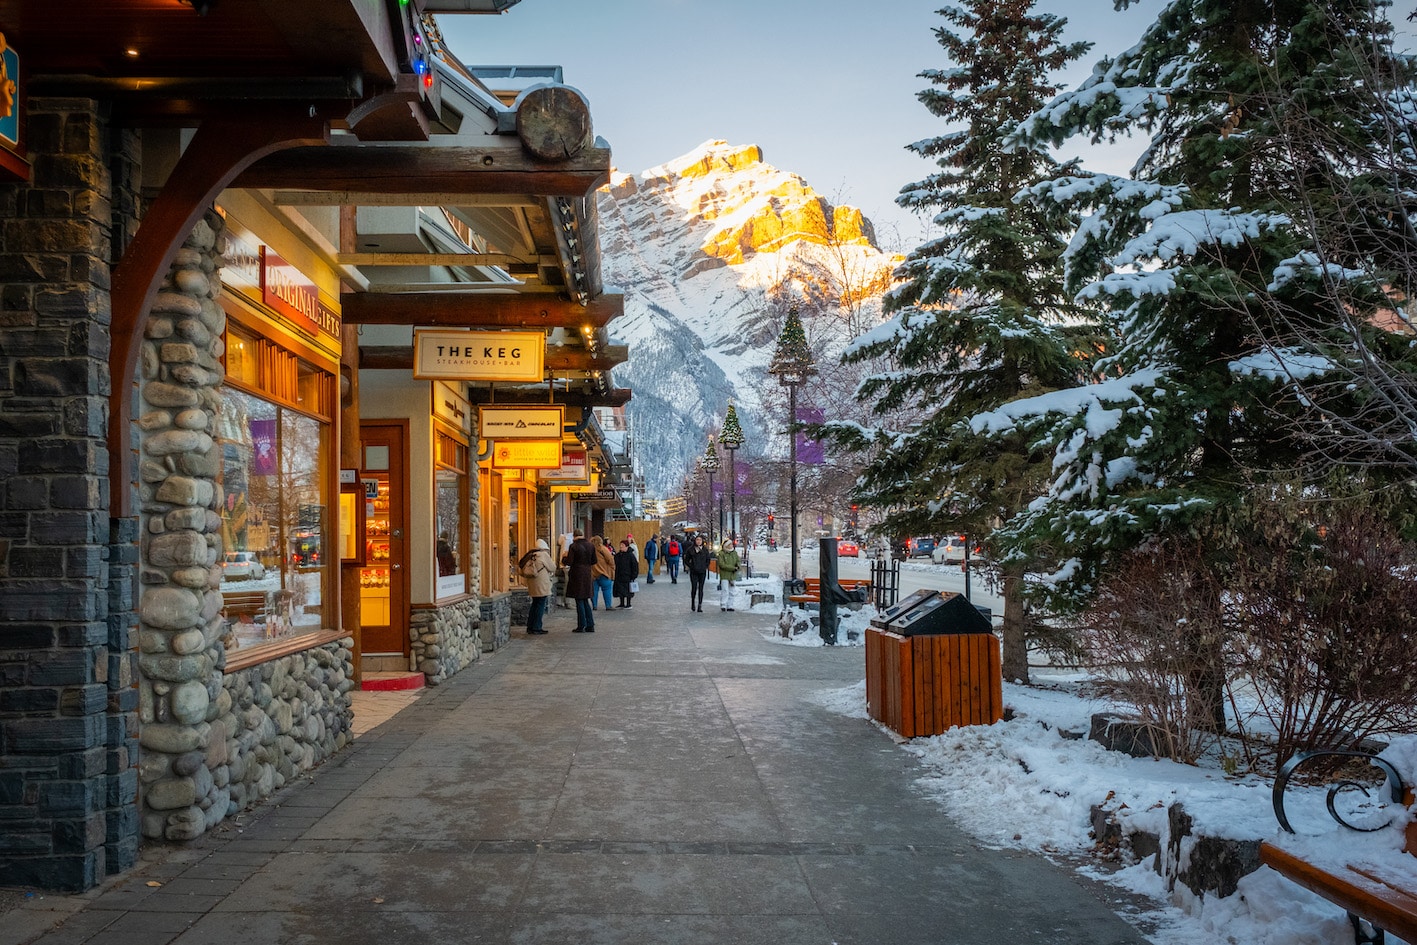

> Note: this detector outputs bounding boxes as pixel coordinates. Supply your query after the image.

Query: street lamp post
[719,402,744,549]
[702,437,720,548]
[768,305,817,582]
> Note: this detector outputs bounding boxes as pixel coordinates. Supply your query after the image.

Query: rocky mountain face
[598,140,900,498]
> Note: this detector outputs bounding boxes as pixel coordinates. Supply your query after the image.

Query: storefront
[130,196,356,844]
[358,373,483,680]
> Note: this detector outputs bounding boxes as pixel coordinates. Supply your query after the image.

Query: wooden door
[359,422,409,656]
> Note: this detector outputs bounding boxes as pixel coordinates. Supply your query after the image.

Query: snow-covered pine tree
[990,0,1417,598]
[820,0,1092,682]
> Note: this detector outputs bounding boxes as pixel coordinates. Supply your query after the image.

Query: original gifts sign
[479,406,564,440]
[539,448,588,483]
[414,330,545,382]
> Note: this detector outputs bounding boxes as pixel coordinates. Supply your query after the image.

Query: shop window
[215,347,334,656]
[435,431,468,598]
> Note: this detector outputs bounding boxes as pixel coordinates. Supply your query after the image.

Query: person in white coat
[521,539,556,634]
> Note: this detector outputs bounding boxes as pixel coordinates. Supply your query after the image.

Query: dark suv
[906,536,936,558]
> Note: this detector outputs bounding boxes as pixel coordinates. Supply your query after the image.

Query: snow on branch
[970,368,1165,437]
[1266,252,1370,293]
[1111,209,1289,267]
[1229,347,1337,382]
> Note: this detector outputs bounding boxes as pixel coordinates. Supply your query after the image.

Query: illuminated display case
[360,479,392,626]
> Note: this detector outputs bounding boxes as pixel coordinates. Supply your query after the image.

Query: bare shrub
[1225,497,1417,765]
[1079,538,1229,764]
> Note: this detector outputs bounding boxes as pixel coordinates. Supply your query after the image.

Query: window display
[434,430,468,598]
[215,380,332,652]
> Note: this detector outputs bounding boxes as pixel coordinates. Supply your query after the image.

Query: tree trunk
[1000,565,1029,684]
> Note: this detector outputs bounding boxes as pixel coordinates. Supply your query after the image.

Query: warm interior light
[124,47,140,58]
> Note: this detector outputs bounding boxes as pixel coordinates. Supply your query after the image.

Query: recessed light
[124,47,140,58]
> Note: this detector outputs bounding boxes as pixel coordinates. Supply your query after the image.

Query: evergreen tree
[991,0,1417,597]
[980,0,1417,727]
[821,0,1091,682]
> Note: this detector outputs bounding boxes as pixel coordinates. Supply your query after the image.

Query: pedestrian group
[522,530,745,634]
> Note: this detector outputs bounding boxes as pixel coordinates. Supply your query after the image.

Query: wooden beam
[357,345,628,372]
[233,145,611,197]
[109,110,328,517]
[341,291,623,328]
[336,252,555,268]
[272,191,540,207]
[467,386,633,408]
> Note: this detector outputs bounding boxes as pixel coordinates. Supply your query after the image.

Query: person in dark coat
[562,528,597,633]
[684,533,712,613]
[613,538,640,608]
[643,534,659,583]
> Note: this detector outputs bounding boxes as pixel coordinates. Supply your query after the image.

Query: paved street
[5,577,1144,945]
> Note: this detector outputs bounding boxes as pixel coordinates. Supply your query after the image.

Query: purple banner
[796,407,825,465]
[250,419,278,476]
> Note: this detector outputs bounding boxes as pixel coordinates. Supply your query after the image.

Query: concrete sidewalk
[4,578,1147,944]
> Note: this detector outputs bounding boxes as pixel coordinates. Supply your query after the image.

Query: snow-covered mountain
[599,140,901,498]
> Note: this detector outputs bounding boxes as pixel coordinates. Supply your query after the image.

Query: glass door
[360,422,408,656]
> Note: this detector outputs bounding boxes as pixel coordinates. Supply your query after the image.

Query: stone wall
[479,593,512,651]
[409,598,480,685]
[134,209,230,842]
[219,638,354,819]
[0,97,134,892]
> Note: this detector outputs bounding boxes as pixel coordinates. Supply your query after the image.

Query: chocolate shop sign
[414,330,545,382]
[478,406,564,440]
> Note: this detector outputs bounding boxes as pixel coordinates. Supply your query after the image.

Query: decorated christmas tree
[719,402,745,450]
[768,306,816,381]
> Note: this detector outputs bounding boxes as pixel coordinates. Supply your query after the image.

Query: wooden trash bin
[865,627,1003,738]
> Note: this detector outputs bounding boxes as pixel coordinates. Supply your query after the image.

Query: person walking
[684,533,712,613]
[520,538,555,634]
[643,534,659,583]
[562,529,596,633]
[665,534,682,584]
[716,538,741,612]
[591,535,615,611]
[613,538,640,608]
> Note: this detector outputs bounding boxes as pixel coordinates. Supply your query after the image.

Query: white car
[931,536,975,564]
[222,551,266,580]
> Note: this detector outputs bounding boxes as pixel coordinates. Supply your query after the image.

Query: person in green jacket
[716,539,741,611]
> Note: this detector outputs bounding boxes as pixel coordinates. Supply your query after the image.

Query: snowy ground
[736,572,1417,945]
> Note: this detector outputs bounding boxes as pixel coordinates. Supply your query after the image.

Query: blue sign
[0,35,17,148]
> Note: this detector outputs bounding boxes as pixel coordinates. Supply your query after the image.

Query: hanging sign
[492,440,562,469]
[538,448,588,482]
[479,405,563,440]
[414,330,545,382]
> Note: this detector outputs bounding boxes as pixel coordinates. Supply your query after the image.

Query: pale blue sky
[439,1,1414,251]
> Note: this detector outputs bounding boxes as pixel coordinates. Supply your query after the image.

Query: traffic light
[849,504,858,527]
[767,513,775,528]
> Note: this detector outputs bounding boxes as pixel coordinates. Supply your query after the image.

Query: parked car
[932,535,968,563]
[836,537,860,557]
[222,551,266,581]
[906,536,936,558]
[933,536,986,564]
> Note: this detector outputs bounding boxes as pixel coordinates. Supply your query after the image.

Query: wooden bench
[787,577,872,609]
[222,591,267,621]
[1260,750,1417,944]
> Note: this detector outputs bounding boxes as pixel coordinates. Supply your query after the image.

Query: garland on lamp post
[768,305,816,582]
[702,436,720,548]
[719,402,745,547]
